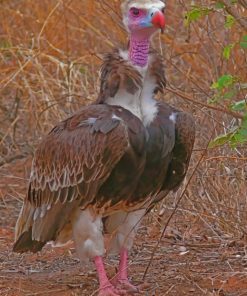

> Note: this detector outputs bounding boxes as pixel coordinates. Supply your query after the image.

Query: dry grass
[0,0,246,295]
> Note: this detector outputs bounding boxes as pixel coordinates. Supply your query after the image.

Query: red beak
[151,11,165,32]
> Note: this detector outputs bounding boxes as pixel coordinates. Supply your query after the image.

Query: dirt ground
[0,159,247,296]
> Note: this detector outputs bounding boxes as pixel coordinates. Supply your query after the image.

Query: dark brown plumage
[97,49,166,104]
[14,105,147,252]
[97,49,143,103]
[14,1,195,295]
[14,49,195,295]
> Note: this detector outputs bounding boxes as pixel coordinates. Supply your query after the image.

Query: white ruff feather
[106,50,158,126]
[129,1,165,10]
[122,0,165,12]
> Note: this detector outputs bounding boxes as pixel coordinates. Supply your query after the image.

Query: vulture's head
[121,0,166,39]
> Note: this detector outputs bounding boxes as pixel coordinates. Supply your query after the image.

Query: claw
[94,256,127,296]
[112,279,140,295]
[98,284,122,296]
[111,248,140,294]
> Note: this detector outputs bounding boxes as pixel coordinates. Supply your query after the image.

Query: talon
[98,284,122,296]
[112,279,140,294]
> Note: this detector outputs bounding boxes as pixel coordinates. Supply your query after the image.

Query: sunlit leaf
[184,6,211,26]
[230,131,247,147]
[231,100,247,111]
[225,15,235,28]
[211,74,236,90]
[223,44,235,60]
[209,132,234,148]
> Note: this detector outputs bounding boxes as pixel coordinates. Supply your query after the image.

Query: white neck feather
[105,50,158,126]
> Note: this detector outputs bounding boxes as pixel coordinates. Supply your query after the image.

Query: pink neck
[129,36,150,67]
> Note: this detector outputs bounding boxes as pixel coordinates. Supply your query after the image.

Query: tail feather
[13,199,80,253]
[13,228,45,253]
[13,201,45,253]
[14,201,34,241]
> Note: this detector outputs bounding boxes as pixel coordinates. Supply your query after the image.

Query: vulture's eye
[130,7,140,17]
[161,8,165,14]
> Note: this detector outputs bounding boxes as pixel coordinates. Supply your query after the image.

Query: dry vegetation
[0,0,246,295]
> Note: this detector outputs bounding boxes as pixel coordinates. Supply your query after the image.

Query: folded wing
[13,104,141,253]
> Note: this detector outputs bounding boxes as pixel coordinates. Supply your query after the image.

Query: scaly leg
[104,210,145,294]
[72,209,124,296]
[112,248,139,294]
[94,256,123,296]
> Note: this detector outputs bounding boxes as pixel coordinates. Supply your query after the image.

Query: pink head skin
[124,3,166,67]
[128,7,165,40]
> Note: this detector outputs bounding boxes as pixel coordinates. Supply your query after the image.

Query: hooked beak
[151,11,165,33]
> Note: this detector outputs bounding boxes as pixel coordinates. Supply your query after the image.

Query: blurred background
[0,1,246,295]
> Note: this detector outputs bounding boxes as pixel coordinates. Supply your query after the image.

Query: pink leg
[112,248,139,294]
[94,256,121,296]
[118,248,129,281]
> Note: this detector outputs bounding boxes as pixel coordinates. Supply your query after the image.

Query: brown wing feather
[97,49,166,103]
[145,104,195,210]
[149,49,166,94]
[96,49,143,103]
[14,104,131,252]
[162,111,195,191]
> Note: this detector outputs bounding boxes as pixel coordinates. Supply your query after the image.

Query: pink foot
[98,284,122,296]
[94,256,126,296]
[112,278,139,294]
[111,248,140,294]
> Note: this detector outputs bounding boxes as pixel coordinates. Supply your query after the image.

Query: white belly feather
[106,75,158,126]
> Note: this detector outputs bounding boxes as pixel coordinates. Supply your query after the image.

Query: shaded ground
[0,159,247,296]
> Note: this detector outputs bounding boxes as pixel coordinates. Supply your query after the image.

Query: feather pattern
[13,6,196,296]
[97,49,143,103]
[161,110,195,191]
[96,48,166,104]
[14,104,147,252]
[13,48,195,255]
[149,49,166,94]
[29,105,129,206]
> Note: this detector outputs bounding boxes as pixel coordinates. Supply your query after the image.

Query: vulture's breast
[95,106,147,212]
[97,103,177,213]
[133,103,176,201]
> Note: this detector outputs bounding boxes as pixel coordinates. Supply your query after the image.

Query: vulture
[13,0,195,295]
